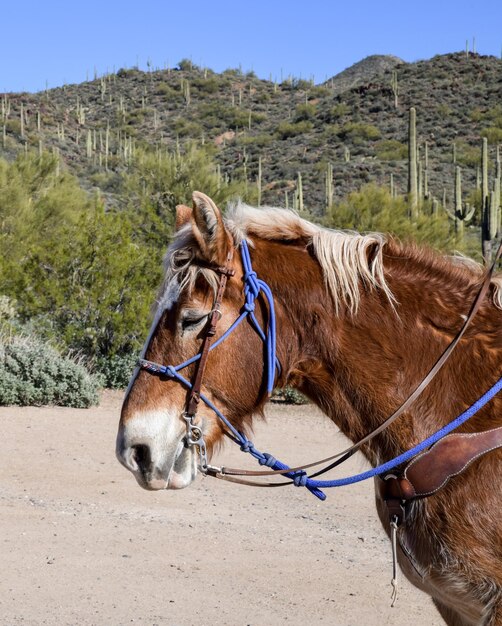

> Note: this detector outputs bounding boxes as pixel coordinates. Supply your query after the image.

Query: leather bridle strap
[184,250,234,419]
[213,240,502,482]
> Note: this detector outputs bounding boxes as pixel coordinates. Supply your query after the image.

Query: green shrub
[276,120,313,139]
[375,139,407,161]
[222,68,243,78]
[155,82,171,95]
[0,295,16,322]
[283,387,308,404]
[88,171,122,193]
[255,91,271,104]
[338,122,380,141]
[294,103,316,122]
[481,127,502,144]
[116,67,141,79]
[0,148,255,365]
[125,108,147,125]
[237,134,273,147]
[155,82,181,100]
[272,387,309,405]
[309,86,330,98]
[0,334,99,407]
[472,105,502,127]
[291,78,312,91]
[5,119,22,136]
[177,58,194,71]
[322,124,341,139]
[198,102,265,130]
[191,77,220,94]
[229,108,266,128]
[326,184,455,253]
[437,104,453,118]
[470,108,484,122]
[96,353,136,389]
[456,141,480,167]
[327,103,350,122]
[171,117,203,137]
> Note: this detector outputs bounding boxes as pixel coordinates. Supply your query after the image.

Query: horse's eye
[180,311,208,332]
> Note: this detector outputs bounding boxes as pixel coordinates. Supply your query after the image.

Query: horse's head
[116,192,272,490]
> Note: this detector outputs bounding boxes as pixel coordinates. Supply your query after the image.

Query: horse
[116,191,502,626]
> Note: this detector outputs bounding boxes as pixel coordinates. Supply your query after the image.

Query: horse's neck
[282,293,415,465]
[267,244,490,466]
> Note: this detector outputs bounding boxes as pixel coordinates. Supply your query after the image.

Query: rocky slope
[1,52,501,212]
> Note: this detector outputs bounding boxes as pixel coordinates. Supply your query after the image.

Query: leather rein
[139,239,502,497]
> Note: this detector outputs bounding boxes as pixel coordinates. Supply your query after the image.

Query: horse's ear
[175,204,193,230]
[191,191,231,263]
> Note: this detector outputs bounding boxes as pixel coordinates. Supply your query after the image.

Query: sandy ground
[0,392,442,626]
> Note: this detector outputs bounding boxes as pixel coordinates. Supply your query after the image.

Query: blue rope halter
[140,240,502,501]
[140,240,326,500]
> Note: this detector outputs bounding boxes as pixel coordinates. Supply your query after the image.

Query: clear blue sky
[1,0,501,93]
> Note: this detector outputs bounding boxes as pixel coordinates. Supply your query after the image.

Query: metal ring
[211,307,222,321]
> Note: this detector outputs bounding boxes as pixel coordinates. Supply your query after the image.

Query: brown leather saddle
[378,425,502,524]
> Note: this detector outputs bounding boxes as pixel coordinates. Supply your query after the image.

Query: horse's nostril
[131,444,152,475]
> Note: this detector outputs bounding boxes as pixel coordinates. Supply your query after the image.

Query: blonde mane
[157,202,501,317]
[226,202,394,314]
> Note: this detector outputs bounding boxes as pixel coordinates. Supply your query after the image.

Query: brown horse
[117,192,502,625]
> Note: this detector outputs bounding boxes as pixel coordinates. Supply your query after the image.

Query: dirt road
[0,392,441,625]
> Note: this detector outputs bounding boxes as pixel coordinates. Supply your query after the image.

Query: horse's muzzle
[116,410,197,490]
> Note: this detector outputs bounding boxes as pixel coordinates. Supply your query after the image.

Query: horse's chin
[134,472,195,491]
[131,445,197,491]
[166,470,195,489]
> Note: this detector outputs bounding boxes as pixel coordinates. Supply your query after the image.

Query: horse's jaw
[116,409,198,490]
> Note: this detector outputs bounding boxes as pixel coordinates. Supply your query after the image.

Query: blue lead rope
[305,375,502,489]
[140,240,501,501]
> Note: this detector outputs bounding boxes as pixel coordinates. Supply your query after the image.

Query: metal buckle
[203,465,222,477]
[183,413,209,472]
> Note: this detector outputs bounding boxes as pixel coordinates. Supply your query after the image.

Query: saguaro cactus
[432,197,439,217]
[480,137,498,262]
[489,190,499,239]
[482,176,501,262]
[1,94,11,121]
[105,122,110,170]
[482,137,489,210]
[418,160,423,203]
[257,156,262,206]
[483,190,500,262]
[495,155,501,235]
[325,162,334,211]
[294,172,304,212]
[446,166,475,242]
[408,107,418,218]
[424,141,429,199]
[20,103,25,138]
[242,148,248,189]
[86,129,93,159]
